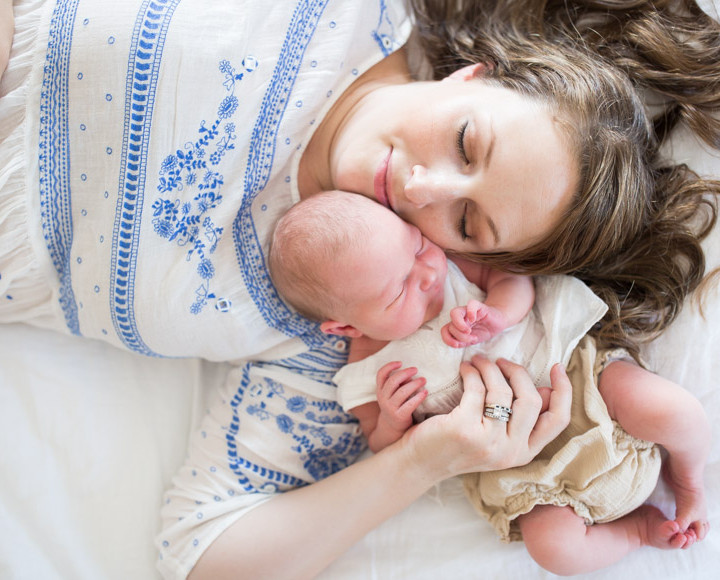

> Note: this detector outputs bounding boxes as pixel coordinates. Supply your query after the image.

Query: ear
[444,63,490,82]
[320,320,364,338]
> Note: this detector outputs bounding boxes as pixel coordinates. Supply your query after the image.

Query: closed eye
[457,202,469,241]
[387,281,406,309]
[456,121,470,165]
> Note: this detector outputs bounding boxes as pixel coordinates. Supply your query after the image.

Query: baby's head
[269,191,448,341]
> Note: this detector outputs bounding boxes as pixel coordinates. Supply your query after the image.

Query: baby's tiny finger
[450,309,470,332]
[386,367,418,389]
[391,377,427,404]
[376,361,403,387]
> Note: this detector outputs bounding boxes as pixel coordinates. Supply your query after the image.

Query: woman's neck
[297,48,411,200]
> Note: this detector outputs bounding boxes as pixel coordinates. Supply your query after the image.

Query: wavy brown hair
[409,0,720,359]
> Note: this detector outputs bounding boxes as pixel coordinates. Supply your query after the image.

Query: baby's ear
[444,62,492,82]
[320,320,364,338]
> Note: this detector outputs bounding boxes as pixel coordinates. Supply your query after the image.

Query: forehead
[332,202,413,267]
[327,236,410,315]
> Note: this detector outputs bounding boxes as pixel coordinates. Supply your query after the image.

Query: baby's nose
[418,260,439,291]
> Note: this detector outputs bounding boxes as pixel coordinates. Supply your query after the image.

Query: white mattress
[2,9,720,580]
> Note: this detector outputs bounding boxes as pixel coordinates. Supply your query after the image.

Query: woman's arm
[0,0,13,82]
[189,356,572,580]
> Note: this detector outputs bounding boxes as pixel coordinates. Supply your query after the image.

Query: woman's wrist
[377,429,451,491]
[393,418,477,484]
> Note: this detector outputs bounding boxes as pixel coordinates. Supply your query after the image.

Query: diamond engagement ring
[484,404,512,422]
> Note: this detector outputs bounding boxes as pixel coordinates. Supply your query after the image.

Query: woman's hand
[401,356,572,481]
[0,0,13,82]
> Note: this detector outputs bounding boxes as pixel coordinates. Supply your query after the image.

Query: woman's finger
[470,355,514,409]
[489,357,540,439]
[457,360,488,412]
[526,362,572,456]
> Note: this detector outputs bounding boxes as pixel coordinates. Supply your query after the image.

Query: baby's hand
[441,299,508,348]
[375,361,427,434]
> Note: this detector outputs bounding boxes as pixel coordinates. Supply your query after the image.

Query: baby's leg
[599,361,710,546]
[518,504,688,575]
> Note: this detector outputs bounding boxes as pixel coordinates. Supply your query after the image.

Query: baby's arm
[351,361,427,453]
[442,264,534,347]
[0,0,13,82]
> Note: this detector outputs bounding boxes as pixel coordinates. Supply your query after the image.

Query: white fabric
[2,1,720,580]
[334,262,607,419]
[0,0,411,364]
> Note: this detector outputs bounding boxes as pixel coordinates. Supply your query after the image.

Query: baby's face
[328,203,448,341]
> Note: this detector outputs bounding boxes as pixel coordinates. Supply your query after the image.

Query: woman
[0,0,718,578]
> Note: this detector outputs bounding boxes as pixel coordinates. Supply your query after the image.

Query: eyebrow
[486,215,501,247]
[483,124,496,170]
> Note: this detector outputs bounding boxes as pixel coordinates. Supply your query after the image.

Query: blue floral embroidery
[373,0,400,55]
[151,58,257,314]
[232,371,364,487]
[247,377,363,481]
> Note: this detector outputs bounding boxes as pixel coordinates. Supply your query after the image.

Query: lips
[374,148,392,209]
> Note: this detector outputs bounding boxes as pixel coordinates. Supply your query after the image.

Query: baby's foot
[633,505,689,549]
[662,461,710,545]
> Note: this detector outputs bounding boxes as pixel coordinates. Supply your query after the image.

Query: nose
[404,165,457,208]
[418,261,438,292]
[417,249,441,292]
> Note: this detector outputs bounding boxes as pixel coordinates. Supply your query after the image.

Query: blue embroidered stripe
[227,364,308,492]
[109,0,182,356]
[234,0,330,348]
[227,451,307,493]
[274,351,347,386]
[38,0,82,336]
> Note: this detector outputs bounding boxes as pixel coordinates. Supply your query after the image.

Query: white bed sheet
[2,8,720,580]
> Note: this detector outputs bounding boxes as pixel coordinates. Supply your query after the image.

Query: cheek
[406,296,433,331]
[334,160,365,194]
[382,306,423,341]
[401,212,454,251]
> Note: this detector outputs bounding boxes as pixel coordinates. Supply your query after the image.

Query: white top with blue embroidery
[334,262,608,420]
[28,0,412,368]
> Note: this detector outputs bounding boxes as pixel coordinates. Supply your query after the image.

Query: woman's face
[329,71,578,254]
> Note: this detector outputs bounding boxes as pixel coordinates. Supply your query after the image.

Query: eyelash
[391,280,407,307]
[457,202,469,241]
[456,121,470,165]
